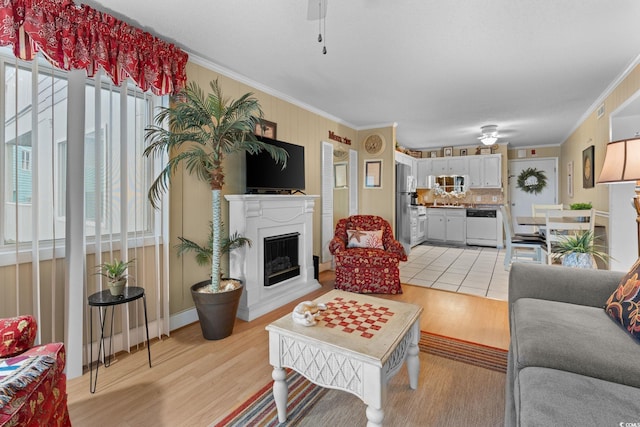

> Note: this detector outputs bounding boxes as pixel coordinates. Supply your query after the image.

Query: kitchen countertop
[417,204,500,209]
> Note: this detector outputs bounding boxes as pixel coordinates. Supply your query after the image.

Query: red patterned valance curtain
[0,0,188,95]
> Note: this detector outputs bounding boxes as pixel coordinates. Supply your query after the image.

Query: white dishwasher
[466,208,499,247]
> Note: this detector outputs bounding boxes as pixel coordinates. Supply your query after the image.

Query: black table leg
[142,293,151,368]
[88,287,152,393]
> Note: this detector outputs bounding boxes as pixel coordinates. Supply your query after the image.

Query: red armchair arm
[384,237,408,261]
[329,236,347,254]
[0,315,37,358]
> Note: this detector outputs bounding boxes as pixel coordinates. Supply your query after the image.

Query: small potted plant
[570,202,592,222]
[552,230,608,269]
[96,259,135,296]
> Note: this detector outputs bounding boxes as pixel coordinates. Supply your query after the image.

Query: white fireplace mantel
[225,194,321,321]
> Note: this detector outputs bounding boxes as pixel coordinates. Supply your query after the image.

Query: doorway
[508,158,558,234]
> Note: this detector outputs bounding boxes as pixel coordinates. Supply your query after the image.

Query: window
[0,47,160,252]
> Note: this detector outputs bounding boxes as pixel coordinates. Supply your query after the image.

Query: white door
[321,142,334,263]
[508,158,558,234]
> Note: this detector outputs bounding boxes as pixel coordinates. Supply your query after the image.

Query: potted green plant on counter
[143,79,287,340]
[553,230,608,269]
[570,202,592,222]
[96,259,135,296]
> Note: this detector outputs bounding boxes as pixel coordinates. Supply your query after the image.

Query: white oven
[417,206,427,243]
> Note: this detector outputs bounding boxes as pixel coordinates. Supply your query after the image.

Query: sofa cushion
[346,229,384,249]
[604,258,640,342]
[516,367,640,426]
[512,298,640,388]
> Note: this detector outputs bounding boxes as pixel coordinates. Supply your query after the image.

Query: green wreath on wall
[517,168,547,194]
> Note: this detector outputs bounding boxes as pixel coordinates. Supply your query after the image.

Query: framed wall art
[582,145,594,188]
[430,151,438,158]
[460,148,468,156]
[334,162,347,188]
[443,146,453,157]
[254,119,277,139]
[364,159,382,188]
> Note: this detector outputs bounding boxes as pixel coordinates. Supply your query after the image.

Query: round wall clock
[363,134,385,155]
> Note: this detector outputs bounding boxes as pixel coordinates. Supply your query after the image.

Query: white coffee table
[266,290,423,427]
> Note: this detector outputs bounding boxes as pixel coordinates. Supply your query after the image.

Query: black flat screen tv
[245,136,305,193]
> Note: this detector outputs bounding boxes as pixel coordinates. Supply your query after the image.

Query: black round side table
[88,286,151,393]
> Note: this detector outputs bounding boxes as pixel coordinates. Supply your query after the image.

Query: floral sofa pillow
[604,258,640,341]
[346,229,384,249]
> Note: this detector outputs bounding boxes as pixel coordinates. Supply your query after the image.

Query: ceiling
[83,0,640,150]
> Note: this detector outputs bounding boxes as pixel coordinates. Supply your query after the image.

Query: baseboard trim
[170,307,198,331]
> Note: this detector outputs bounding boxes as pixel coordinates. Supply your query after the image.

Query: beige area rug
[213,333,506,426]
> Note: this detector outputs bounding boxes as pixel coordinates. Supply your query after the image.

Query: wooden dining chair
[500,205,546,270]
[543,208,595,264]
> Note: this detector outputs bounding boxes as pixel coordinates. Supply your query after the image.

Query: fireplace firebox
[264,233,300,286]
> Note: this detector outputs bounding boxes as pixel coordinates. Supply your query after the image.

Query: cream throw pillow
[346,229,384,249]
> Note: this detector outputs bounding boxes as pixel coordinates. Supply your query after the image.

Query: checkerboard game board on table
[319,296,395,338]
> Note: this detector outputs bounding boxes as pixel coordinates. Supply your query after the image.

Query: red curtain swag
[0,0,188,95]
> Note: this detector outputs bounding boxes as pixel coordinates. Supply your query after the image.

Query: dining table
[516,216,606,228]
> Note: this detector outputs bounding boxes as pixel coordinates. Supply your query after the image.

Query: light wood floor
[66,271,509,426]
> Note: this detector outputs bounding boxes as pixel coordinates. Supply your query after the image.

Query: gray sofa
[506,263,640,426]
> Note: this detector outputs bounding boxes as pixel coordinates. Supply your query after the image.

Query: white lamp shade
[597,138,640,183]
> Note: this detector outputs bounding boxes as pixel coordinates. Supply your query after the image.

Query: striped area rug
[418,332,508,373]
[212,332,507,427]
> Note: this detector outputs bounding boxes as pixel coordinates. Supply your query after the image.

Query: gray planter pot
[561,253,596,269]
[190,279,243,340]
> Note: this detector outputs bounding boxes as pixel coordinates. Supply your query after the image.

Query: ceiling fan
[478,125,499,146]
[307,0,328,54]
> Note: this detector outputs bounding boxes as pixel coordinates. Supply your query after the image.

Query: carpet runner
[213,331,507,427]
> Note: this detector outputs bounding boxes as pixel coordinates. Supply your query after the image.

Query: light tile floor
[400,243,510,301]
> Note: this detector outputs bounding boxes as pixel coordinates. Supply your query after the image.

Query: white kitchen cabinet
[395,151,414,170]
[426,209,445,241]
[430,157,468,176]
[447,157,467,175]
[483,155,501,187]
[426,208,466,243]
[416,159,432,188]
[431,158,448,175]
[445,210,466,243]
[468,154,502,188]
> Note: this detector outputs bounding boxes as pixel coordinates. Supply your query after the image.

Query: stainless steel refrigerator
[395,163,412,255]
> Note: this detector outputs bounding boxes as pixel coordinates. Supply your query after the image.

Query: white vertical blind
[0,48,170,379]
[65,69,86,379]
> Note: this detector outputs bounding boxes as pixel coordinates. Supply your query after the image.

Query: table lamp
[597,137,640,257]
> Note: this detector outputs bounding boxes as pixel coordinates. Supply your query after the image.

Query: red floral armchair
[0,315,70,427]
[329,215,407,294]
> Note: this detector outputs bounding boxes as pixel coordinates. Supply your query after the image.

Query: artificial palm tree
[143,79,287,293]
